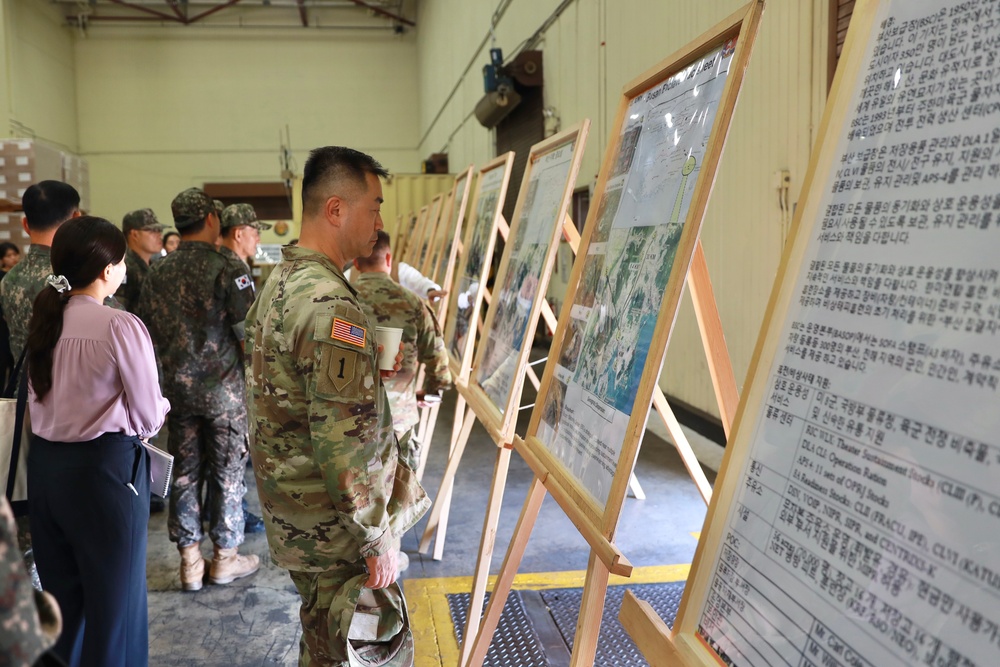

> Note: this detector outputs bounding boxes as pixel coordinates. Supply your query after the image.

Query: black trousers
[28,433,150,667]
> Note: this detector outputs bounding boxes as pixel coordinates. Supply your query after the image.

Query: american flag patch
[332,318,366,347]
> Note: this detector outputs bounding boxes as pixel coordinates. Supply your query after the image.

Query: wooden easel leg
[568,552,612,667]
[652,390,712,504]
[463,477,547,667]
[627,472,646,500]
[415,402,442,483]
[686,240,739,436]
[458,445,513,667]
[418,404,476,558]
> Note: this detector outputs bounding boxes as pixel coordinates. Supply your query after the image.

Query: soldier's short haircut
[354,230,391,269]
[22,181,81,232]
[301,147,389,217]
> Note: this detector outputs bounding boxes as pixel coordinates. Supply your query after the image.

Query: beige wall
[416,0,829,423]
[1,0,79,152]
[73,28,421,226]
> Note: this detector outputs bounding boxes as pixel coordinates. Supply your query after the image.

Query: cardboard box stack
[0,140,91,248]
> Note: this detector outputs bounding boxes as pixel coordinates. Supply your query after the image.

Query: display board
[464,122,591,443]
[444,153,515,381]
[423,191,453,276]
[412,194,443,270]
[522,4,756,536]
[430,167,474,290]
[402,204,430,267]
[653,1,1000,666]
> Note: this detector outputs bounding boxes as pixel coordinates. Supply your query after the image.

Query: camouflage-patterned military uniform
[115,248,151,314]
[137,241,253,549]
[0,496,59,667]
[0,244,51,361]
[246,245,429,666]
[353,271,452,468]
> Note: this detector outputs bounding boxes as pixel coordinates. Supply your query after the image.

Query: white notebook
[141,441,174,498]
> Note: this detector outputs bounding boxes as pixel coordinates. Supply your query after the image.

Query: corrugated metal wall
[417,0,831,423]
[382,173,455,239]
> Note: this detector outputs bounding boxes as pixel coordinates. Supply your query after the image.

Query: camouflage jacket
[0,497,59,666]
[136,241,251,415]
[114,248,150,314]
[353,271,452,434]
[0,244,51,361]
[218,245,255,340]
[245,246,429,571]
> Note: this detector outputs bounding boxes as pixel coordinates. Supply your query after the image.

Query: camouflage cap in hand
[122,208,164,234]
[171,188,217,229]
[221,203,273,231]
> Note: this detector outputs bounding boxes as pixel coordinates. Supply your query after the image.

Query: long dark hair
[27,217,126,400]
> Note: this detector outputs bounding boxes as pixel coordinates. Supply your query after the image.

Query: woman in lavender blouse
[25,216,170,667]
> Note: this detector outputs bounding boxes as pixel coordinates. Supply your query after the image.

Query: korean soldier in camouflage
[0,181,81,362]
[0,496,61,667]
[218,202,271,534]
[114,208,164,314]
[246,147,428,666]
[220,203,271,291]
[136,187,259,591]
[353,230,452,469]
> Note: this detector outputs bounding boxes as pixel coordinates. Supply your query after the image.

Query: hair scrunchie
[45,274,71,293]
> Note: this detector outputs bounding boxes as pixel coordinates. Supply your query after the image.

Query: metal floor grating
[541,581,686,666]
[449,592,551,667]
[447,581,686,666]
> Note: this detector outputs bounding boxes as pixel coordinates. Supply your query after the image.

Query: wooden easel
[416,124,592,562]
[460,4,764,665]
[409,166,475,481]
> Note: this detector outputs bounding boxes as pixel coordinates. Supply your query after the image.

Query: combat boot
[179,543,206,592]
[208,545,260,585]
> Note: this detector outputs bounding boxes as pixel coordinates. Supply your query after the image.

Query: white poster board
[679,1,1000,666]
[535,40,738,508]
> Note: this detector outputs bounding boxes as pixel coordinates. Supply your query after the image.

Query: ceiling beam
[296,0,308,27]
[164,0,188,22]
[104,0,181,22]
[341,0,414,27]
[187,0,244,24]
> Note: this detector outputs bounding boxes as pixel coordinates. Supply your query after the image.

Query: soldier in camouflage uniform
[0,181,81,362]
[0,496,61,667]
[114,208,163,313]
[246,147,428,666]
[0,181,82,586]
[137,187,259,591]
[220,203,271,290]
[353,230,452,469]
[218,202,272,534]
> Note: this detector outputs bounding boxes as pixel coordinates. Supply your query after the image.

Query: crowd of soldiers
[0,145,453,666]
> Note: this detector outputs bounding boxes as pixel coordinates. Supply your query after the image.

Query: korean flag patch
[235,274,252,291]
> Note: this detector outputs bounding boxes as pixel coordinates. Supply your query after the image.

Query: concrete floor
[145,383,718,666]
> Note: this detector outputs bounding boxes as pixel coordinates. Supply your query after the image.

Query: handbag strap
[2,346,26,399]
[6,362,28,503]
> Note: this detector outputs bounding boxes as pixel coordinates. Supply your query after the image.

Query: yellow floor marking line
[407,564,690,667]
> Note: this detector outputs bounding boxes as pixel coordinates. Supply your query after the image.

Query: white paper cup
[375,326,403,371]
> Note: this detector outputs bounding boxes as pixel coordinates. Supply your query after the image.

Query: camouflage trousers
[166,411,248,549]
[288,559,413,667]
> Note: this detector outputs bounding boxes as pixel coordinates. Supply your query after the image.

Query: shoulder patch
[235,274,252,290]
[331,317,366,347]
